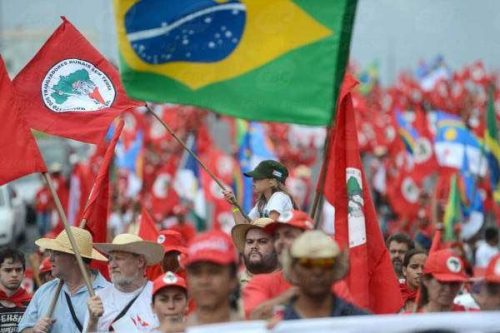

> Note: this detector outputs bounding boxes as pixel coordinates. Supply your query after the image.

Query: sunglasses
[297,257,336,269]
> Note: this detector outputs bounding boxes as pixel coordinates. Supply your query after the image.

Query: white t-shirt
[248,192,293,219]
[84,281,158,332]
[475,240,499,268]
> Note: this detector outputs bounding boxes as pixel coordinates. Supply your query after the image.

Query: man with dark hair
[0,248,31,332]
[185,230,242,326]
[231,218,278,288]
[386,233,415,281]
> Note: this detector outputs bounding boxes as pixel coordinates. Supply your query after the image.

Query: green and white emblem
[42,59,116,112]
[346,168,366,248]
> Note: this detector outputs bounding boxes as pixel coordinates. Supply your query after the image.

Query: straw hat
[282,230,348,282]
[35,227,107,262]
[94,233,164,265]
[231,218,274,253]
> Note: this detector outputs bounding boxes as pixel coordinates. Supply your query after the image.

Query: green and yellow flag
[113,0,357,125]
[443,174,462,241]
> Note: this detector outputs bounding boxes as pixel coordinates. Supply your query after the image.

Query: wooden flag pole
[310,121,335,228]
[146,104,251,222]
[46,279,64,318]
[42,172,95,296]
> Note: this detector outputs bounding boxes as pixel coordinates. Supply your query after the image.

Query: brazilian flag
[113,0,357,126]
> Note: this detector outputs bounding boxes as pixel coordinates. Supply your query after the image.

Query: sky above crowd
[1,0,500,85]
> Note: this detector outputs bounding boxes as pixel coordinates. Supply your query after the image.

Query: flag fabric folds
[113,0,357,126]
[323,73,403,314]
[82,119,124,243]
[13,17,140,144]
[0,56,47,185]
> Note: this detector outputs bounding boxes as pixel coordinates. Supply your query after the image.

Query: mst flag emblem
[42,59,116,112]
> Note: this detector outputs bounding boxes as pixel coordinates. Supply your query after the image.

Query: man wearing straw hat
[84,233,164,332]
[19,227,109,333]
[231,217,278,288]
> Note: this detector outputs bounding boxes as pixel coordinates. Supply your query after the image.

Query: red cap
[184,230,238,266]
[39,257,51,274]
[423,249,468,282]
[264,210,314,235]
[485,254,500,283]
[152,271,187,297]
[157,230,187,254]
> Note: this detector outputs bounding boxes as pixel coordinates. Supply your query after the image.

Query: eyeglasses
[297,257,335,269]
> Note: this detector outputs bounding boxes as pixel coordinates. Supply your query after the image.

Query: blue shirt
[283,295,369,320]
[18,272,109,333]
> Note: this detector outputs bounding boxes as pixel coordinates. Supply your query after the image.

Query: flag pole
[310,118,335,228]
[146,104,251,222]
[41,172,95,296]
[46,279,64,318]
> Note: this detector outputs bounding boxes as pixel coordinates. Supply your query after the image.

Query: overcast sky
[1,0,500,85]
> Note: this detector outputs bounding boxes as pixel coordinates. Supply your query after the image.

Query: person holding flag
[223,160,297,224]
[19,227,109,333]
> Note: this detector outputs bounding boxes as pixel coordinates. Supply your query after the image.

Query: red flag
[323,73,403,314]
[13,17,140,144]
[82,119,124,242]
[0,57,47,185]
[137,208,160,242]
[412,106,438,181]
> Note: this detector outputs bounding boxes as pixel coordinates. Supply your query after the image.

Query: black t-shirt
[0,301,29,333]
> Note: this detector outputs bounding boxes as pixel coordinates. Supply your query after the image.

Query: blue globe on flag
[125,0,246,64]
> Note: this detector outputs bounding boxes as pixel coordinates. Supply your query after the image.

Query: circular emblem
[42,59,116,112]
[153,173,172,198]
[446,257,462,273]
[401,177,419,203]
[163,272,178,284]
[414,138,432,163]
[157,235,166,244]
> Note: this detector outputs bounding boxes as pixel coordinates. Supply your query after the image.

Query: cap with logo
[184,230,238,267]
[485,254,500,284]
[423,249,468,282]
[152,271,187,298]
[157,230,187,254]
[243,160,289,183]
[264,210,314,235]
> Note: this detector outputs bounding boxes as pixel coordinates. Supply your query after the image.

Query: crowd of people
[0,160,498,333]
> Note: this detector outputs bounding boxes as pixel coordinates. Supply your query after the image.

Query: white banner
[187,312,500,333]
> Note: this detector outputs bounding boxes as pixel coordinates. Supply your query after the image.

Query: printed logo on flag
[346,168,367,248]
[153,173,172,198]
[401,177,419,203]
[42,59,116,112]
[413,138,432,163]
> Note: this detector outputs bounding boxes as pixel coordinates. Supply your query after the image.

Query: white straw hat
[94,233,164,265]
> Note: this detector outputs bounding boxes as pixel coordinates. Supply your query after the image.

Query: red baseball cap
[39,257,51,274]
[152,271,187,297]
[157,230,187,254]
[264,210,314,235]
[423,249,468,282]
[184,230,238,267]
[485,254,500,283]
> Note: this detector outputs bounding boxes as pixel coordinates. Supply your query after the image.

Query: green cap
[244,160,288,183]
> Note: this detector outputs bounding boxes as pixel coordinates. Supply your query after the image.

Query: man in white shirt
[84,234,164,332]
[475,227,499,268]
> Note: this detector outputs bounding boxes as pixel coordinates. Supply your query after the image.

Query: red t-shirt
[243,270,354,319]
